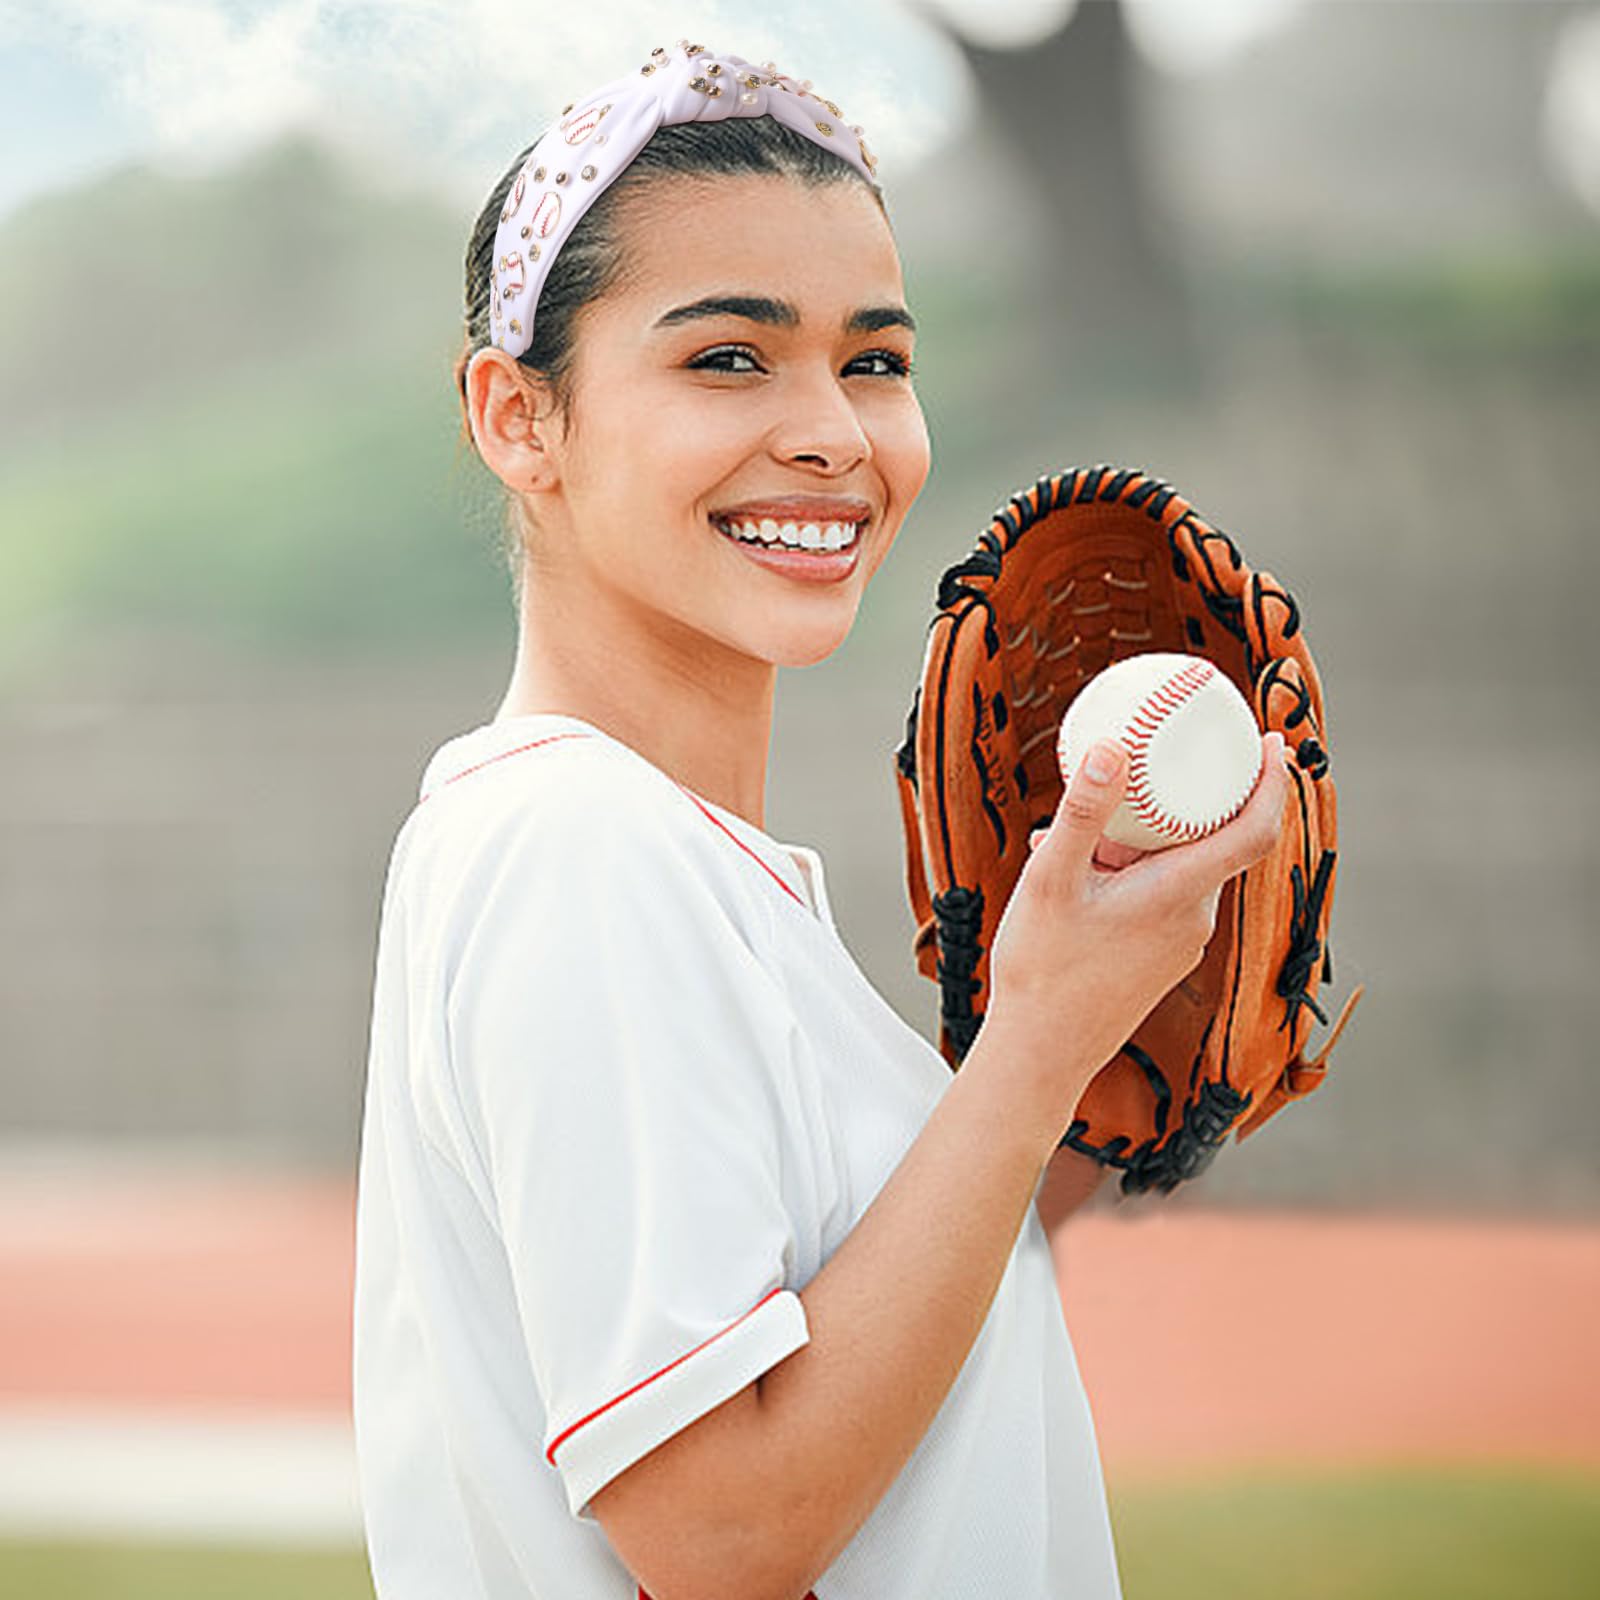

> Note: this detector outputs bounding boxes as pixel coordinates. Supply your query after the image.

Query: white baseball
[1056,652,1263,851]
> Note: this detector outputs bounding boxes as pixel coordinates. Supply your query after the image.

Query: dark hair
[453,115,891,599]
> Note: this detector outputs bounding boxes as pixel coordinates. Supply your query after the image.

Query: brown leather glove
[894,465,1363,1195]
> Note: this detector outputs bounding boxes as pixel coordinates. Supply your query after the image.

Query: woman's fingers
[1030,740,1130,887]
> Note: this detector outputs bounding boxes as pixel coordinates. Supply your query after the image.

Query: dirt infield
[1051,1205,1600,1479]
[0,1158,1595,1476]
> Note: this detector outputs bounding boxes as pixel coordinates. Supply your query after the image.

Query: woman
[352,39,1289,1600]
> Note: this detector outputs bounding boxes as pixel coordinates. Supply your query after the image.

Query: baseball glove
[894,465,1363,1196]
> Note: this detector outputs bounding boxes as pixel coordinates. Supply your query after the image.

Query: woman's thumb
[1032,739,1130,875]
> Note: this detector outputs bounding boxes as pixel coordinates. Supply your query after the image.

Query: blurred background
[1,0,1597,1594]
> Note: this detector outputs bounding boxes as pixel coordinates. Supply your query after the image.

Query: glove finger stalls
[1242,567,1304,666]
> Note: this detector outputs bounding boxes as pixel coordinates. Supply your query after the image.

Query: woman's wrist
[962,1006,1103,1158]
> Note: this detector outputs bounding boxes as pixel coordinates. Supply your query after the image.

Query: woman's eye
[687,346,764,374]
[855,349,917,379]
[686,345,915,379]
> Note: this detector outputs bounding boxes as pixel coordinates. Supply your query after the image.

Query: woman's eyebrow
[653,293,916,335]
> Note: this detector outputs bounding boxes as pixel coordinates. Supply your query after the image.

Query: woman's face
[528,171,931,670]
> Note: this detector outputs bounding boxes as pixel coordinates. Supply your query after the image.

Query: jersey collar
[419,713,837,931]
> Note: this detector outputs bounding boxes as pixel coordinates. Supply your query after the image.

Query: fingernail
[1084,741,1118,783]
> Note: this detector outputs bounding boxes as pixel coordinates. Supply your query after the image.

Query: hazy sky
[0,0,1311,223]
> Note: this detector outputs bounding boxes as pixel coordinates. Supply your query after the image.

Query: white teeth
[714,516,860,551]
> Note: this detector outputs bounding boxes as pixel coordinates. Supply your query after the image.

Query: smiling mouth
[710,513,864,553]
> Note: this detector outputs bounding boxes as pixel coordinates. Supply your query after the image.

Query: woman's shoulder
[400,715,775,931]
[409,716,690,862]
[418,715,662,824]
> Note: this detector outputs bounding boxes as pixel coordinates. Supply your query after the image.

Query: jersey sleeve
[443,785,812,1519]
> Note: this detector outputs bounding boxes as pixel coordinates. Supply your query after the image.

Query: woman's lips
[709,515,864,582]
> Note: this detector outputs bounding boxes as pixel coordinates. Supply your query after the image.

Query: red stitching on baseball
[1123,660,1217,841]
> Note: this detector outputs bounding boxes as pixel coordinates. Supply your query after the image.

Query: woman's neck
[496,582,777,831]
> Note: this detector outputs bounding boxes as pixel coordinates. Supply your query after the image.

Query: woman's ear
[465,346,562,493]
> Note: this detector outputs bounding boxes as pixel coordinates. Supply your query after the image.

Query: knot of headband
[488,39,879,359]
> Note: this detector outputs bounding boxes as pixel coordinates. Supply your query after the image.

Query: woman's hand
[989,731,1290,1137]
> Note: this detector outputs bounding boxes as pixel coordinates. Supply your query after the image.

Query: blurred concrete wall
[2,0,1596,1210]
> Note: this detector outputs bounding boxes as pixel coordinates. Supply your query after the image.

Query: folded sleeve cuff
[545,1287,811,1521]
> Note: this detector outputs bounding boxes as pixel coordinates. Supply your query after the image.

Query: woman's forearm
[592,1013,1094,1600]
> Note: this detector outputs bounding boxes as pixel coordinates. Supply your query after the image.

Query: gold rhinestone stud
[533,166,546,180]
[509,319,521,334]
[530,244,541,260]
[641,63,654,74]
[706,63,721,75]
[816,121,833,136]
[581,164,596,179]
[562,101,573,114]
[520,224,531,238]
[555,170,569,183]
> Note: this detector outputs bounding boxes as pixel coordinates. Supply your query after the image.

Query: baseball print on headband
[489,38,880,358]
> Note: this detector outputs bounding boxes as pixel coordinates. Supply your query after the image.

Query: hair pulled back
[454,115,890,599]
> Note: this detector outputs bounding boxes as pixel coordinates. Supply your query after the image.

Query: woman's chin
[727,588,863,668]
[769,612,860,669]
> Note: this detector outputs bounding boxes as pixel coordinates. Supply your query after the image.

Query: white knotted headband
[488,38,880,359]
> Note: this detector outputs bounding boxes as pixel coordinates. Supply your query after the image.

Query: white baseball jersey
[353,712,1123,1599]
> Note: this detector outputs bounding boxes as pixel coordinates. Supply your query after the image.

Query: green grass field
[2,1466,1596,1598]
[1112,1465,1600,1599]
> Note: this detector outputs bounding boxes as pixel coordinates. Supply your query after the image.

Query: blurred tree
[910,0,1189,357]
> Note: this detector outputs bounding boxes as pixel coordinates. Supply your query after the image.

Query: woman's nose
[776,369,871,470]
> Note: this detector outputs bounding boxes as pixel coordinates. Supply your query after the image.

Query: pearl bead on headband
[488,39,880,359]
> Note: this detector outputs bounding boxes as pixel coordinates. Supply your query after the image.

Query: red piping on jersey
[671,783,806,909]
[546,1287,787,1465]
[417,731,593,802]
[417,727,808,909]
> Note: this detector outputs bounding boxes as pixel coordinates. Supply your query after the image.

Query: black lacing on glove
[1167,511,1248,645]
[1128,1079,1253,1195]
[895,689,920,789]
[1059,1025,1254,1195]
[1256,659,1331,780]
[933,884,985,1062]
[1277,850,1336,1033]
